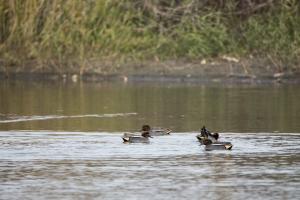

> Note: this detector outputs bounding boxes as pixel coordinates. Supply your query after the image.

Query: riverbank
[1,57,299,84]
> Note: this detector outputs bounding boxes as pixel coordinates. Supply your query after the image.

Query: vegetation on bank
[0,0,300,74]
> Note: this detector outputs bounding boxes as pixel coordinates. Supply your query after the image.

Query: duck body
[122,136,150,143]
[149,127,172,136]
[205,143,233,151]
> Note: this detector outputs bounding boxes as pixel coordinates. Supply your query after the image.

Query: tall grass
[0,0,299,73]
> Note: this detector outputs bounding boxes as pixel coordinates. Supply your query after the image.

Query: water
[1,131,299,200]
[0,80,300,199]
[1,81,300,132]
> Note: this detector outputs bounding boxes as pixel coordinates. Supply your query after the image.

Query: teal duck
[196,126,219,144]
[196,126,233,150]
[122,130,152,143]
[122,124,171,143]
[142,125,172,136]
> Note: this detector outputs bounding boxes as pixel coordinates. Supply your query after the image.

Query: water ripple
[0,113,137,123]
[0,132,299,200]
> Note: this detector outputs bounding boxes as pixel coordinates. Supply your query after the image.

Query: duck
[122,124,171,143]
[196,126,233,150]
[142,124,172,136]
[196,126,219,144]
[122,130,152,143]
[122,125,153,143]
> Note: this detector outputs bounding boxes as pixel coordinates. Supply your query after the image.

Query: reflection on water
[0,113,137,123]
[0,80,300,132]
[0,132,299,200]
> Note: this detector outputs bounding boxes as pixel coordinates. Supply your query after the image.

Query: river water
[0,80,300,199]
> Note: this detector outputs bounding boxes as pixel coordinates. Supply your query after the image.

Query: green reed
[0,0,299,73]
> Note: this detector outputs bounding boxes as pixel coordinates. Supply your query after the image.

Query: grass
[0,0,300,74]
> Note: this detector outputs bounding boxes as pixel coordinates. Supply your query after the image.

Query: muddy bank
[1,58,300,84]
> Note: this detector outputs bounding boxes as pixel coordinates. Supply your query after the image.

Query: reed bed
[0,0,299,73]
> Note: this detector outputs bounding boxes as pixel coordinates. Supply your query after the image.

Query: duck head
[212,132,219,140]
[141,124,151,132]
[200,126,210,137]
[141,125,152,138]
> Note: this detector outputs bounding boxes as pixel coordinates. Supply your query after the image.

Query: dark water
[0,80,300,200]
[1,80,300,132]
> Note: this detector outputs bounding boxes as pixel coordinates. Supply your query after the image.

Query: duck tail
[122,138,129,142]
[225,144,233,150]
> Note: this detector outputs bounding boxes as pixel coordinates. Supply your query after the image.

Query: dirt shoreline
[1,58,300,84]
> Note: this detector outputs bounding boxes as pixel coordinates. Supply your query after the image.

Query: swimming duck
[122,124,171,143]
[122,125,154,143]
[122,130,152,143]
[196,126,233,150]
[196,126,219,144]
[142,124,172,136]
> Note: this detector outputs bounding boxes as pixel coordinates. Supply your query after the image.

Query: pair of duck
[196,126,233,150]
[122,125,171,143]
[122,125,233,151]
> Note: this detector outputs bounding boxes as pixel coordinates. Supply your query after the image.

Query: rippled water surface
[1,131,300,200]
[0,80,300,199]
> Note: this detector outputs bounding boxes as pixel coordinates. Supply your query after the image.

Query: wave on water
[0,113,137,123]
